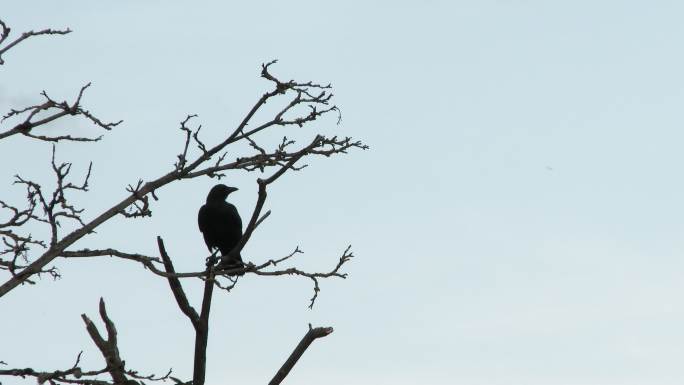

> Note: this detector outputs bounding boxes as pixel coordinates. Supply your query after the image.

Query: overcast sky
[3,1,684,385]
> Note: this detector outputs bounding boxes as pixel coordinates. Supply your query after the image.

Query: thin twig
[0,18,71,65]
[1,61,364,299]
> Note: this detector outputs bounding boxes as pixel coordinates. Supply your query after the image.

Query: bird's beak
[227,187,239,193]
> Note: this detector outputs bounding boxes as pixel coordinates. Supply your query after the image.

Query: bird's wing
[215,203,242,238]
[198,204,215,252]
[226,203,243,232]
[198,204,210,233]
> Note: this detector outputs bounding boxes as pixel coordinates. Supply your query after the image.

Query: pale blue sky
[3,1,684,384]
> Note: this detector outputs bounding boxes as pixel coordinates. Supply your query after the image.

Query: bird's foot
[217,259,245,276]
[205,255,219,267]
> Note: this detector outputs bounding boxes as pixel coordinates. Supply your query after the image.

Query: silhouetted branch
[120,179,152,218]
[1,146,91,281]
[61,248,161,264]
[269,325,334,385]
[0,18,71,65]
[81,298,129,385]
[1,61,363,306]
[0,188,48,280]
[0,83,122,142]
[61,243,352,307]
[157,237,199,327]
[157,237,214,385]
[0,351,104,385]
[175,115,207,172]
[0,345,173,385]
[13,145,91,245]
[250,245,353,308]
[3,19,358,385]
[126,367,173,383]
[193,270,214,385]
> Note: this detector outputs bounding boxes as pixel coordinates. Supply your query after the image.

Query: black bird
[197,184,244,272]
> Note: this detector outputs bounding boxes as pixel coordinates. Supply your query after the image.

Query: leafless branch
[119,180,152,218]
[0,189,48,279]
[157,237,199,327]
[269,324,334,385]
[1,319,174,385]
[125,367,173,383]
[193,270,214,385]
[1,61,364,303]
[1,146,92,280]
[61,248,161,264]
[250,245,353,308]
[175,115,207,172]
[0,83,122,142]
[0,18,71,65]
[12,145,91,245]
[157,237,214,385]
[3,19,360,385]
[81,298,129,385]
[0,352,101,385]
[61,243,352,308]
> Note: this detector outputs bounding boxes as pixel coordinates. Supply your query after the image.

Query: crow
[197,184,244,273]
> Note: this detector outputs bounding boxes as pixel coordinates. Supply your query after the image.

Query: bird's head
[206,184,238,202]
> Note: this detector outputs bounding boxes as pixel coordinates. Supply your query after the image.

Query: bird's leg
[205,249,220,267]
[217,252,245,276]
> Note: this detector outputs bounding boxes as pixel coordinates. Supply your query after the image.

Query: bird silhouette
[197,184,244,273]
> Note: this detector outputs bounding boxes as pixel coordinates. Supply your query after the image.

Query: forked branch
[81,298,128,385]
[157,237,215,385]
[1,304,174,385]
[1,61,365,298]
[1,146,91,280]
[0,83,122,142]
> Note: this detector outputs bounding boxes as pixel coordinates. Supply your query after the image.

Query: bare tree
[0,18,366,385]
